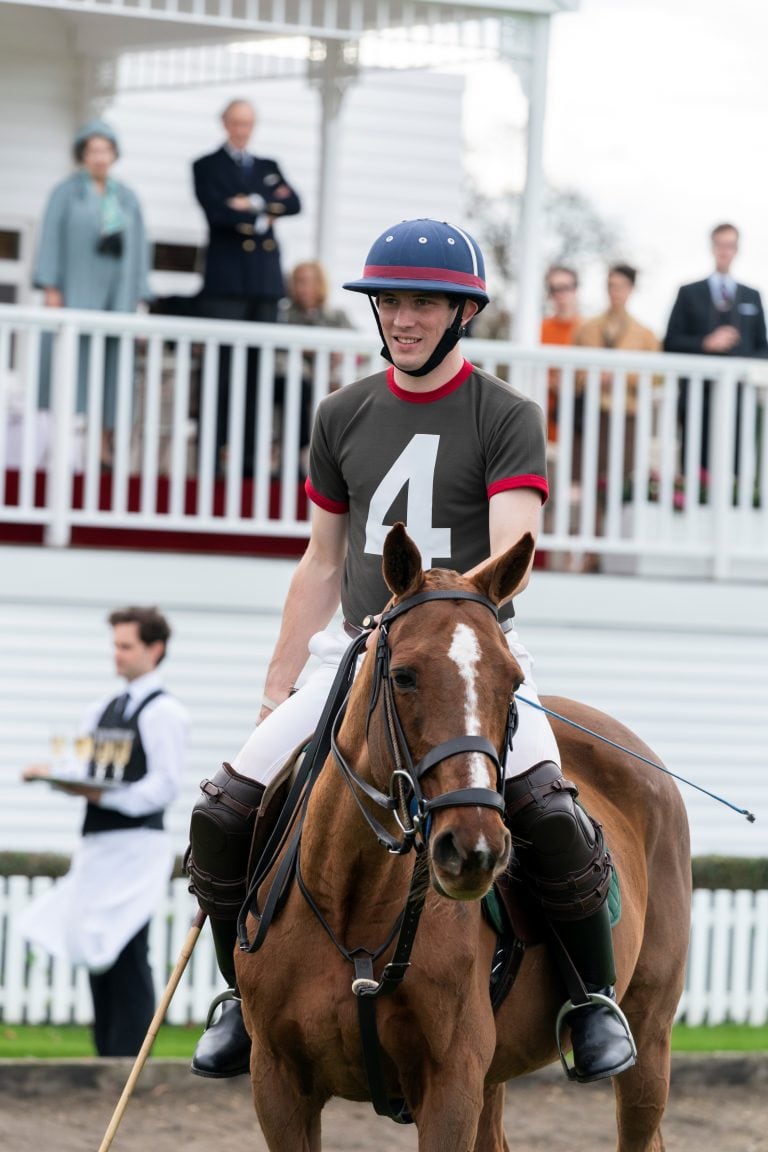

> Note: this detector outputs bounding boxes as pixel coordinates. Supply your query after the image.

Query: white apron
[19,827,173,973]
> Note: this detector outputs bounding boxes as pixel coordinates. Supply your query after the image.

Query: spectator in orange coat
[540,265,581,443]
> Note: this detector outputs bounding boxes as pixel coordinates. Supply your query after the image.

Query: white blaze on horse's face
[447,623,494,792]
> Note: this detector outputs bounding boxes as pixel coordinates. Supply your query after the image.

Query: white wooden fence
[2,877,767,1027]
[2,304,767,580]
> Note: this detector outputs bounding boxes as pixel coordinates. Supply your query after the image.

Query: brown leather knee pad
[504,760,611,921]
[186,763,264,919]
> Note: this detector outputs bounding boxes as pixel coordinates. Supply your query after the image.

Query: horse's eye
[391,668,417,692]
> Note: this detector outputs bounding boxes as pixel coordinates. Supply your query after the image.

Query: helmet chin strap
[368,298,467,378]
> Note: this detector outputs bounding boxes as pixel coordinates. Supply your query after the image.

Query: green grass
[0,1023,200,1059]
[671,1024,768,1052]
[1,1022,766,1059]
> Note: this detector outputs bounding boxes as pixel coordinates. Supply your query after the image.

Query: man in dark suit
[663,222,768,471]
[193,99,301,474]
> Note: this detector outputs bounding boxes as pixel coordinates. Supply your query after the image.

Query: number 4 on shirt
[364,434,451,568]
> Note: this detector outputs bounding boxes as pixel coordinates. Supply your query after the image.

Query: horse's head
[369,523,533,902]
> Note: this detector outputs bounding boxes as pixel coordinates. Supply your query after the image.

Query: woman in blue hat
[34,119,151,464]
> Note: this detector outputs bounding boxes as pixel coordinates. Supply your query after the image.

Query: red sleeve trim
[488,475,549,503]
[304,477,349,514]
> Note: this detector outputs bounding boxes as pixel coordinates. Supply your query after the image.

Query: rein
[322,587,513,1124]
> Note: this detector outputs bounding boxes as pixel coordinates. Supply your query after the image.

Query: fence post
[710,366,738,581]
[44,321,78,547]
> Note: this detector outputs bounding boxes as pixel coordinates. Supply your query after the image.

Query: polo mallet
[96,907,207,1152]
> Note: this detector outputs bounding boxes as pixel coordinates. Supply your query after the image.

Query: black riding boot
[186,763,264,1079]
[191,917,252,1078]
[505,760,636,1083]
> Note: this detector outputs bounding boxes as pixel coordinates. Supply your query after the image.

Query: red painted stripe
[305,476,349,514]
[488,475,549,503]
[363,265,485,291]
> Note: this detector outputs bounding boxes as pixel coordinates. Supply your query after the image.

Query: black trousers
[198,295,279,476]
[678,377,744,477]
[88,922,155,1057]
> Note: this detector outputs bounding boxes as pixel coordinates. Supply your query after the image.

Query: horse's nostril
[432,828,508,878]
[432,829,463,876]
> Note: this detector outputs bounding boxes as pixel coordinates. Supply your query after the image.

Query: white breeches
[233,623,561,786]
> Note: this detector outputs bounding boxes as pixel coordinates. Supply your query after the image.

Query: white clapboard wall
[0,5,465,319]
[0,546,766,861]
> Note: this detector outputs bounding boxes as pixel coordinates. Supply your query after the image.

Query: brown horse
[236,525,691,1152]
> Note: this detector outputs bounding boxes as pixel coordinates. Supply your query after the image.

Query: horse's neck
[300,670,408,930]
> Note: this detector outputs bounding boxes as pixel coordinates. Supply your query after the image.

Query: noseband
[332,588,518,854]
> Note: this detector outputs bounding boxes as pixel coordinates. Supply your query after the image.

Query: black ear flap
[382,523,425,598]
[472,533,535,605]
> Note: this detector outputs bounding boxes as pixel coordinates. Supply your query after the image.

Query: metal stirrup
[555,992,637,1081]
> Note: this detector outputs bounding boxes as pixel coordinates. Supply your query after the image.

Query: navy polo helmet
[343,219,489,311]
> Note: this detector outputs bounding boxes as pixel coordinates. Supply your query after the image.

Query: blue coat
[193,148,301,301]
[34,171,151,311]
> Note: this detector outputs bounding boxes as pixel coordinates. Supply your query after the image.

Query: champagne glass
[74,733,95,764]
[49,733,68,771]
[93,733,116,781]
[111,733,134,782]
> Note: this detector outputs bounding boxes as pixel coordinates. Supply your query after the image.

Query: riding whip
[96,907,207,1152]
[519,694,756,822]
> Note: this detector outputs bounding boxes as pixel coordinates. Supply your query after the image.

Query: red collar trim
[386,359,474,403]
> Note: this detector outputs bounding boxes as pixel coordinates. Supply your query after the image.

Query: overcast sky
[465,0,768,334]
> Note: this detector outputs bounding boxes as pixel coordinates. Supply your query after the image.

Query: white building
[0,0,765,867]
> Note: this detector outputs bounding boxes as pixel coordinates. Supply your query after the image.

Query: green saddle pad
[483,865,621,938]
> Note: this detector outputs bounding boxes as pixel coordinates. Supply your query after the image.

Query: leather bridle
[331,587,518,855]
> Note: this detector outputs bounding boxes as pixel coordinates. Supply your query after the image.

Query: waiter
[21,605,188,1057]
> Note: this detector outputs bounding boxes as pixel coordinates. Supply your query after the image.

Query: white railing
[2,877,767,1026]
[1,304,767,580]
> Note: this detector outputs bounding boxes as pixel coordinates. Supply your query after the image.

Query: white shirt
[85,669,188,819]
[223,143,267,219]
[709,272,737,306]
[55,669,189,819]
[19,671,190,970]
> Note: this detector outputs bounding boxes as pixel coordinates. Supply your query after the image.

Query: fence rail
[1,304,767,579]
[2,877,767,1027]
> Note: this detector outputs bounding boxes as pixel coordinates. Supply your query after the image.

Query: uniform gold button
[263,239,276,252]
[243,239,256,252]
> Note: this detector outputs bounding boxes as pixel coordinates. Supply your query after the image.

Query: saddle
[483,852,622,1013]
[244,742,309,910]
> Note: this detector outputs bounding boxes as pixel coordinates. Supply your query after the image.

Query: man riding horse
[185,218,636,1084]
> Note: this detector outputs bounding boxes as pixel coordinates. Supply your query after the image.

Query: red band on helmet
[362,265,486,291]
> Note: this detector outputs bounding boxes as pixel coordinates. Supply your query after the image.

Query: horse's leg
[611,1039,669,1152]
[473,1083,509,1152]
[611,979,676,1151]
[413,1067,486,1152]
[250,1046,322,1152]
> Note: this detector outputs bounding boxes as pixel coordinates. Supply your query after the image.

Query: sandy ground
[1,1055,767,1151]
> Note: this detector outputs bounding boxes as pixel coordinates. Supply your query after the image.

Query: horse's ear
[382,523,425,598]
[471,532,535,605]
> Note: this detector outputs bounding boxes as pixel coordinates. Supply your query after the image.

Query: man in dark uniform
[193,99,301,473]
[663,222,768,471]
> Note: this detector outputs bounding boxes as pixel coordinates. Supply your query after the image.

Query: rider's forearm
[262,550,341,705]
